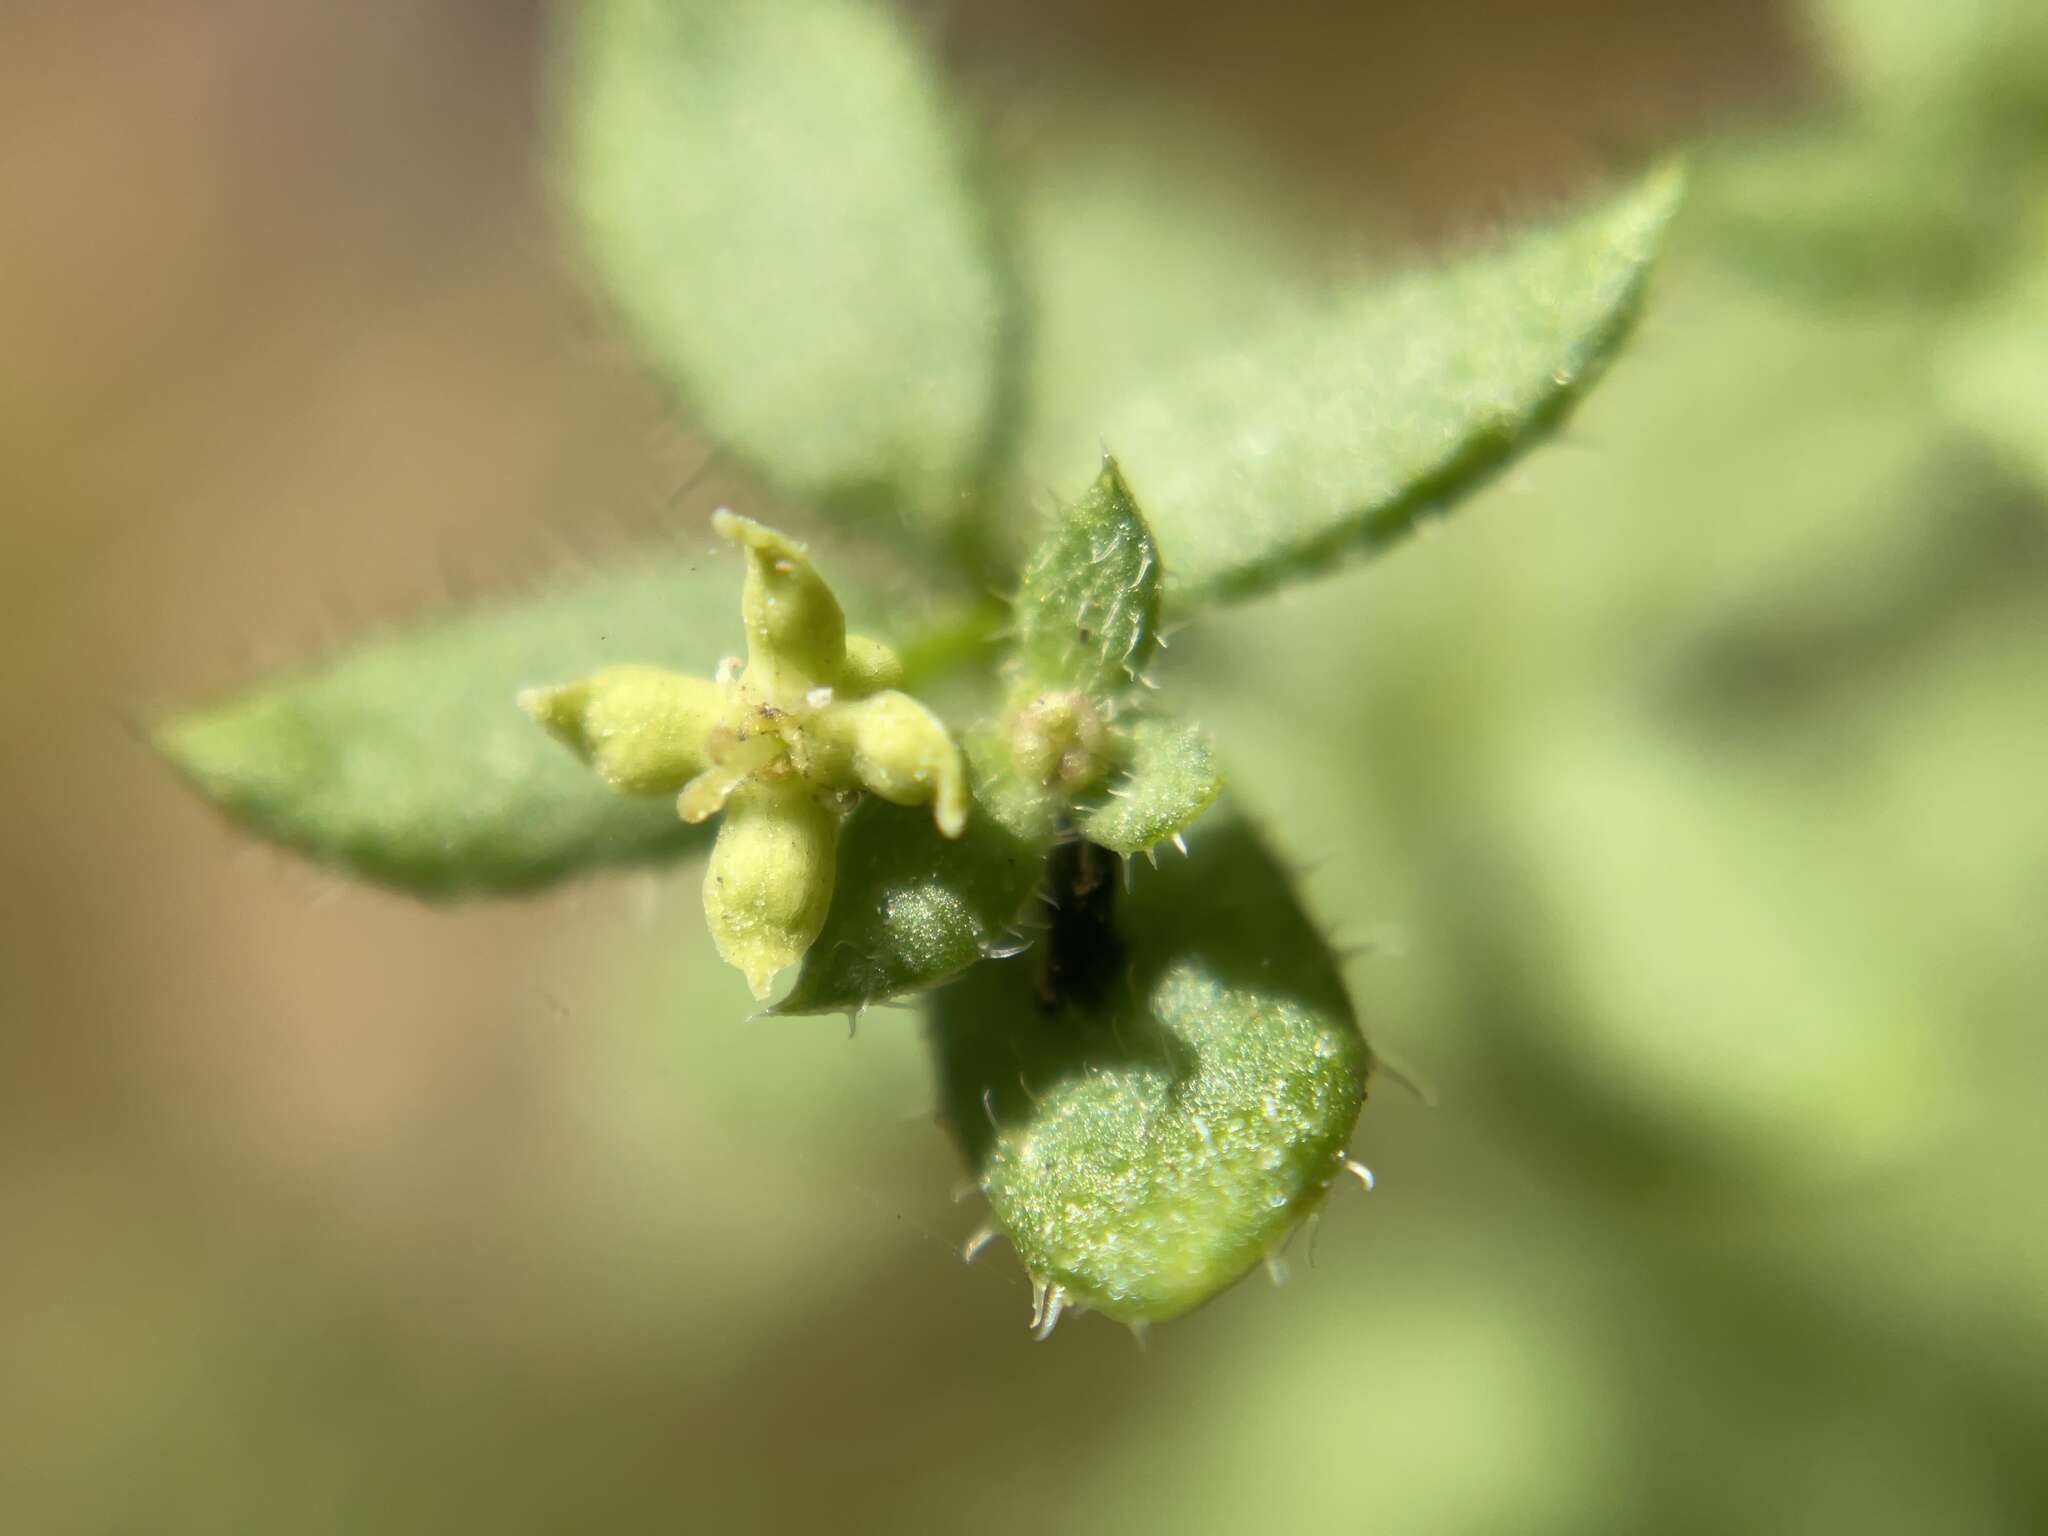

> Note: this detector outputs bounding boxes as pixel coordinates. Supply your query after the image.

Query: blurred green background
[6,0,2046,1530]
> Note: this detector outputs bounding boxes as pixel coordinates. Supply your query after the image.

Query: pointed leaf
[560,0,1020,538]
[156,556,744,896]
[931,812,1372,1327]
[1012,458,1163,697]
[772,737,1056,1014]
[156,546,907,898]
[1049,165,1682,607]
[1079,716,1223,857]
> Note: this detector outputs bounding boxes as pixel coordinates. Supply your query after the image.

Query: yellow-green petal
[815,690,970,838]
[518,665,724,796]
[713,510,846,701]
[836,633,906,696]
[701,777,840,1000]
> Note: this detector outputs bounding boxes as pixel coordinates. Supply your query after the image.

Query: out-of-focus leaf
[773,737,1054,1014]
[156,543,908,898]
[1691,122,2009,300]
[1078,716,1223,857]
[1808,0,2048,123]
[1475,714,1957,1179]
[1479,261,1956,671]
[1012,457,1162,697]
[560,0,1019,541]
[932,812,1371,1328]
[1030,164,1683,607]
[1001,93,1360,561]
[1940,231,2048,495]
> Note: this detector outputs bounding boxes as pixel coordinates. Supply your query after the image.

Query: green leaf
[932,812,1372,1329]
[1807,0,2048,124]
[560,0,1020,541]
[1043,164,1683,608]
[1012,457,1162,696]
[156,544,912,898]
[1079,716,1224,857]
[772,736,1055,1014]
[1690,122,2010,301]
[1940,230,2048,496]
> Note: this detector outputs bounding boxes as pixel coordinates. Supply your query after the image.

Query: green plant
[154,0,1681,1332]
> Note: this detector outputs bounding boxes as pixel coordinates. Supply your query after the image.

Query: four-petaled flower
[521,512,968,998]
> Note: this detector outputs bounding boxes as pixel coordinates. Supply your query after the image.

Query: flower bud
[1009,689,1108,790]
[518,666,723,795]
[702,777,839,1000]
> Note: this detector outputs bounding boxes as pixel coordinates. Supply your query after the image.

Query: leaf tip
[1621,156,1690,256]
[150,693,306,814]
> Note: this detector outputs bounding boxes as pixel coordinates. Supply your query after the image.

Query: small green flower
[521,511,968,998]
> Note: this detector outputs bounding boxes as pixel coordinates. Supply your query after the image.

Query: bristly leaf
[1038,165,1683,608]
[155,548,906,899]
[931,812,1372,1328]
[154,555,739,896]
[772,736,1056,1014]
[1013,457,1163,697]
[1079,717,1224,857]
[560,0,1020,542]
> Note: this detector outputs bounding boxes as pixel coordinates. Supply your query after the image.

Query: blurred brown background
[3,2,1854,1530]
